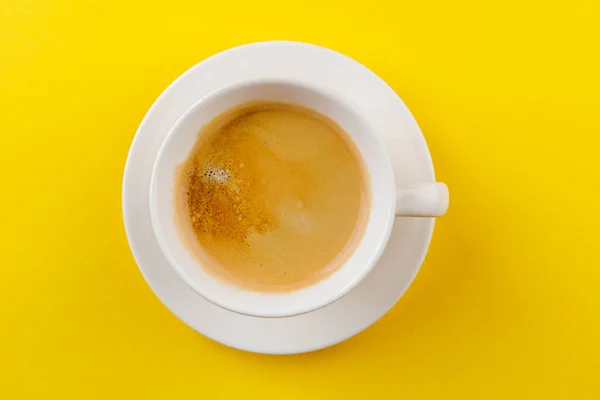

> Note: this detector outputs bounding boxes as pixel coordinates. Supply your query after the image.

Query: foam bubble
[202,165,230,184]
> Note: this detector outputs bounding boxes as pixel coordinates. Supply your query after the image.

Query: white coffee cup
[150,78,448,318]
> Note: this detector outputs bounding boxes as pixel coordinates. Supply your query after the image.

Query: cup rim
[149,77,396,317]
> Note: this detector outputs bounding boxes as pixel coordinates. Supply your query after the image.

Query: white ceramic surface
[123,41,438,353]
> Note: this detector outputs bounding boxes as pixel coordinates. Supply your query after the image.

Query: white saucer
[122,41,436,354]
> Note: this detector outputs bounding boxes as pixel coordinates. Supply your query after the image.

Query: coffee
[175,101,369,292]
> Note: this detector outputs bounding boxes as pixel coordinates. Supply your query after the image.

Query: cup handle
[395,182,449,217]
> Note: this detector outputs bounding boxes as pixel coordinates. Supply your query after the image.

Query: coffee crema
[175,101,369,292]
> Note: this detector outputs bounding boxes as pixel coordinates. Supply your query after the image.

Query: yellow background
[1,0,599,398]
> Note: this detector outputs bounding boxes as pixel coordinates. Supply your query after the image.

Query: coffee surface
[175,101,369,292]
